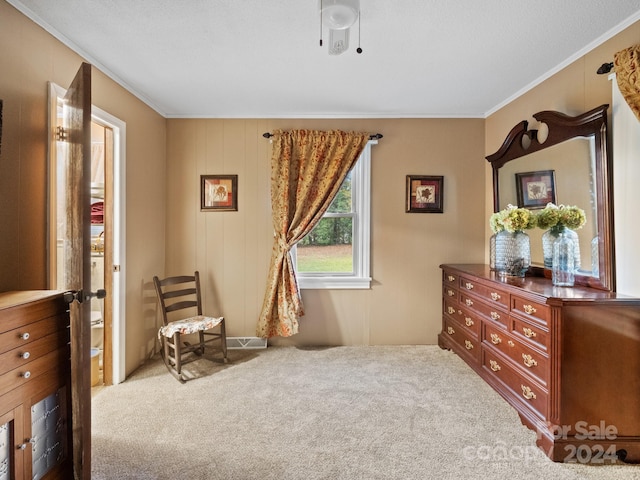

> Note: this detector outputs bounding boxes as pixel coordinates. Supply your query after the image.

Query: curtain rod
[263,132,383,140]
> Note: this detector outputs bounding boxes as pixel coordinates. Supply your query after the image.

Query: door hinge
[113,265,121,272]
[55,126,67,142]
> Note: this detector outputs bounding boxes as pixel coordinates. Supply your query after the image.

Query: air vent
[226,337,267,349]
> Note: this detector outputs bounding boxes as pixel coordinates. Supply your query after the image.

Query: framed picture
[201,174,238,211]
[515,170,556,209]
[406,175,444,213]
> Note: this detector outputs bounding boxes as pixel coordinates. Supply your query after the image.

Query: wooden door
[61,62,92,480]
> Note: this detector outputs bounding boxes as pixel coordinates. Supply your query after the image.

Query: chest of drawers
[0,291,72,479]
[439,264,640,463]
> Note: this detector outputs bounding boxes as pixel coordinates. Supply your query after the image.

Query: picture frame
[201,174,238,211]
[515,170,556,209]
[406,175,444,213]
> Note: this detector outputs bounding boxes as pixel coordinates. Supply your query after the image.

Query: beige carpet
[91,346,640,479]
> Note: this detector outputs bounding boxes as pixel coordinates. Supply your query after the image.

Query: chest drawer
[511,316,549,351]
[482,349,548,419]
[460,292,508,329]
[459,277,510,309]
[443,271,458,286]
[443,317,480,362]
[444,300,480,337]
[0,313,68,356]
[511,295,549,326]
[0,330,70,377]
[0,346,69,394]
[483,322,549,386]
[443,284,458,300]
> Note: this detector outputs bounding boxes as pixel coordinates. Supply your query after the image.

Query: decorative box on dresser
[438,264,640,463]
[0,291,72,479]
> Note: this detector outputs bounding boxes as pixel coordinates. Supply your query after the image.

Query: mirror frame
[486,104,614,291]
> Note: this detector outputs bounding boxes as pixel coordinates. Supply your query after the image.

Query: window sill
[298,276,372,290]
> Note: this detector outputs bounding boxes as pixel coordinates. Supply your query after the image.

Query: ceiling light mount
[319,0,362,55]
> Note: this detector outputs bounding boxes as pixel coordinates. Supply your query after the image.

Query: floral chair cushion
[158,315,224,339]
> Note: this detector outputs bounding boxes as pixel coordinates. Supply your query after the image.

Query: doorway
[48,83,127,385]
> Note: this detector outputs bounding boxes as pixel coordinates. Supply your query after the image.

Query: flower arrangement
[489,204,537,233]
[535,203,586,231]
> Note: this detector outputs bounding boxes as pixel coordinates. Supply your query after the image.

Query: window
[293,141,374,289]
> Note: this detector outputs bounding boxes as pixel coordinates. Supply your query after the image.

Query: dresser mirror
[486,105,614,291]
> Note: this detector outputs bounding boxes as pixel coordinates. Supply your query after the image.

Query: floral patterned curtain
[614,44,640,122]
[256,129,370,338]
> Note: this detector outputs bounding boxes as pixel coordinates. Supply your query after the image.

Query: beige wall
[166,118,486,346]
[0,1,167,376]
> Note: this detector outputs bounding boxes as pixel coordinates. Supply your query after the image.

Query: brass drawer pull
[507,340,515,347]
[522,327,537,338]
[465,317,474,327]
[490,311,500,320]
[465,298,473,307]
[465,282,474,290]
[446,289,455,296]
[464,340,474,350]
[490,292,501,301]
[447,306,456,315]
[490,333,502,345]
[447,326,455,335]
[522,354,538,368]
[489,360,501,371]
[523,304,537,315]
[447,275,455,282]
[521,385,537,400]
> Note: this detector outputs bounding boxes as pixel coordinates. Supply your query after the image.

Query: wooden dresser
[438,264,640,463]
[0,291,72,479]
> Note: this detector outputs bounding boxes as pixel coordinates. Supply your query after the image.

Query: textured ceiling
[8,0,640,118]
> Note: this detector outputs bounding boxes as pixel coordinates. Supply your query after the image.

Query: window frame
[293,140,375,289]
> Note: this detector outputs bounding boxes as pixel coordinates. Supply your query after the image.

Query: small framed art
[406,175,444,213]
[515,170,556,209]
[201,174,238,211]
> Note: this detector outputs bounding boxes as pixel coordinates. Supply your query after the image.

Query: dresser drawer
[444,300,480,337]
[0,347,69,394]
[511,295,549,326]
[459,276,510,309]
[511,316,549,351]
[482,349,548,419]
[443,318,480,362]
[459,292,508,329]
[483,322,549,386]
[0,330,70,377]
[443,284,458,300]
[0,313,68,356]
[443,271,459,288]
[443,298,458,318]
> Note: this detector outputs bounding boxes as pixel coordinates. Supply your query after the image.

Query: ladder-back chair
[153,271,228,382]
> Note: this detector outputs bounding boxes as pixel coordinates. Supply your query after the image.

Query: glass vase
[495,230,531,277]
[552,230,577,286]
[489,233,496,270]
[542,225,581,270]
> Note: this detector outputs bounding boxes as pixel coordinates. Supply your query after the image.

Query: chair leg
[173,332,182,375]
[161,334,186,383]
[198,330,206,355]
[220,319,228,363]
